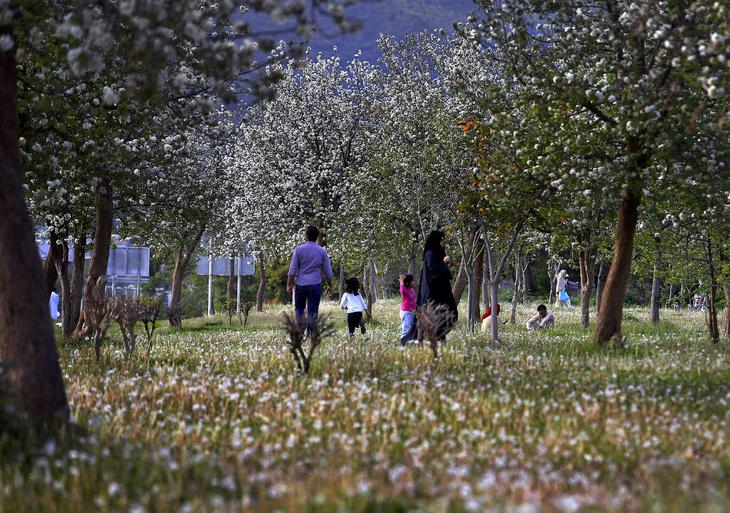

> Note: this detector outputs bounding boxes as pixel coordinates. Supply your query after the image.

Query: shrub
[416,302,456,360]
[281,312,335,374]
[241,301,254,326]
[139,297,163,356]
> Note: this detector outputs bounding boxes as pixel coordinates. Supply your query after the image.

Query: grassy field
[2,301,729,513]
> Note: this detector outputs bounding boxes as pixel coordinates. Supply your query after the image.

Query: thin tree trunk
[650,266,661,325]
[490,280,500,341]
[226,256,235,302]
[520,258,529,303]
[44,250,58,296]
[168,225,205,326]
[256,252,267,312]
[368,259,377,318]
[464,235,484,333]
[0,39,69,426]
[454,225,478,306]
[50,230,73,337]
[483,221,524,341]
[578,247,595,328]
[595,187,641,345]
[69,234,85,332]
[679,284,686,307]
[547,261,558,307]
[465,271,475,331]
[510,251,520,324]
[548,273,554,306]
[706,236,720,343]
[363,263,373,321]
[595,261,607,314]
[722,283,729,339]
[338,260,345,298]
[452,258,467,305]
[75,179,114,337]
[483,247,490,308]
[407,253,416,275]
[169,247,186,326]
[470,240,484,328]
[719,249,729,339]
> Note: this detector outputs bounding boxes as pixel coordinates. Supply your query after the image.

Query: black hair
[537,304,547,312]
[345,277,361,295]
[403,274,414,287]
[305,225,319,242]
[423,230,446,259]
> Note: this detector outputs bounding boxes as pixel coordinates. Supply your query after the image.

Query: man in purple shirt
[287,225,333,333]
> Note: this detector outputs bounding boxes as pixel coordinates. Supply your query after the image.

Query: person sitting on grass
[339,277,367,336]
[480,303,507,333]
[526,304,555,331]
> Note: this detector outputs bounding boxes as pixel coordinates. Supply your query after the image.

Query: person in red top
[481,303,506,332]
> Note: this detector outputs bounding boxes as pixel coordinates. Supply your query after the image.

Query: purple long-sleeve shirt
[287,241,333,286]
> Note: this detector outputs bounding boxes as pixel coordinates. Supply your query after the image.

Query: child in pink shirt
[399,274,417,345]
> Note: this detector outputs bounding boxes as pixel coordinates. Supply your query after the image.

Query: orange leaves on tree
[458,116,480,133]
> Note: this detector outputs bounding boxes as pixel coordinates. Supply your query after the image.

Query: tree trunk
[483,247,490,308]
[547,262,558,307]
[44,250,58,296]
[490,280,500,341]
[595,261,607,314]
[69,234,85,332]
[338,260,345,298]
[520,259,529,303]
[407,253,416,275]
[169,247,186,327]
[168,225,205,326]
[363,263,372,320]
[0,40,69,426]
[706,236,720,344]
[594,187,641,345]
[578,247,595,329]
[452,258,467,304]
[722,283,729,339]
[50,230,74,337]
[465,272,475,331]
[510,252,520,324]
[226,256,235,302]
[719,249,729,339]
[471,241,484,327]
[465,241,484,332]
[483,221,524,341]
[256,252,267,312]
[75,179,114,337]
[368,259,377,317]
[650,267,661,325]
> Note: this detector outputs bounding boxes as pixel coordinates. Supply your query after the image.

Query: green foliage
[266,260,292,305]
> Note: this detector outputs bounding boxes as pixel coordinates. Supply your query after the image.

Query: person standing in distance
[49,286,60,321]
[287,225,334,334]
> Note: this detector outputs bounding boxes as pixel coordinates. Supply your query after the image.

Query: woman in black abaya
[416,230,458,339]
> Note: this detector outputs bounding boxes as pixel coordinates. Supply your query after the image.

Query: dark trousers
[347,311,365,335]
[294,283,322,334]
